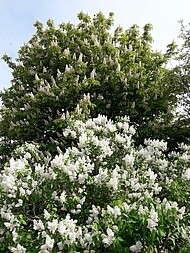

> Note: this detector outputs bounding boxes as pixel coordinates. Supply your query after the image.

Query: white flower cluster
[147,208,158,231]
[0,115,189,252]
[130,241,143,253]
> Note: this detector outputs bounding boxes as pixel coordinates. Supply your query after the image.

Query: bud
[131,102,135,109]
[73,53,76,60]
[43,66,47,73]
[78,53,83,62]
[61,113,65,120]
[63,48,70,56]
[66,111,70,119]
[116,63,121,72]
[35,73,40,81]
[57,69,61,78]
[90,69,96,79]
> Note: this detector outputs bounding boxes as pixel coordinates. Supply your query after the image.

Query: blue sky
[1,0,190,90]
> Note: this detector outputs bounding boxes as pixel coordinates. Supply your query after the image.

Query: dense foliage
[0,115,189,252]
[0,12,179,163]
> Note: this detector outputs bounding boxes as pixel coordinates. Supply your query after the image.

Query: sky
[0,0,190,91]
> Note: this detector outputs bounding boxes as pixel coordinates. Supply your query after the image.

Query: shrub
[0,115,189,252]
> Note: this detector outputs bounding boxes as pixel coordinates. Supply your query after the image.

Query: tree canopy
[0,12,180,163]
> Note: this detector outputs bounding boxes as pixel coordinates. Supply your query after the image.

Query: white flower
[45,234,54,249]
[123,202,130,213]
[33,219,45,230]
[57,241,64,250]
[116,63,121,72]
[51,154,64,168]
[145,139,167,151]
[15,199,23,207]
[99,139,113,157]
[182,168,190,180]
[52,191,59,201]
[44,209,51,220]
[58,221,66,235]
[115,134,125,143]
[76,204,81,209]
[138,205,146,215]
[131,179,141,192]
[9,244,26,253]
[147,208,158,231]
[178,206,186,219]
[154,183,162,194]
[123,154,135,167]
[113,206,121,218]
[94,168,108,184]
[85,233,93,243]
[97,94,104,100]
[107,176,119,191]
[79,196,86,204]
[102,228,115,246]
[91,205,99,217]
[90,69,96,78]
[35,164,44,175]
[47,219,58,234]
[63,48,70,56]
[0,208,12,220]
[78,53,83,62]
[12,230,18,242]
[60,191,67,203]
[1,174,16,193]
[19,187,25,196]
[107,205,121,219]
[106,122,117,132]
[0,228,5,235]
[146,168,157,181]
[38,235,55,252]
[78,132,87,147]
[130,241,143,252]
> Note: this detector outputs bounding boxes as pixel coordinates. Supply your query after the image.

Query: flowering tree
[0,12,178,163]
[0,115,189,252]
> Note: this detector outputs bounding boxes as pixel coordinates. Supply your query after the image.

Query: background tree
[0,12,179,163]
[157,20,190,150]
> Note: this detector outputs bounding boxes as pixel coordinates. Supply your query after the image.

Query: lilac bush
[0,115,190,252]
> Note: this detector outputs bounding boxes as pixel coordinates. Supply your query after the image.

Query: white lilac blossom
[182,168,190,180]
[33,219,45,231]
[147,208,158,231]
[107,205,121,219]
[60,191,67,203]
[39,234,55,252]
[44,209,51,220]
[8,244,26,253]
[146,168,157,181]
[123,154,135,167]
[48,219,58,234]
[130,241,143,253]
[102,228,115,246]
[115,133,126,144]
[1,174,17,193]
[138,205,148,215]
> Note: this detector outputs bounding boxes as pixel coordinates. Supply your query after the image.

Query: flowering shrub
[0,115,190,252]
